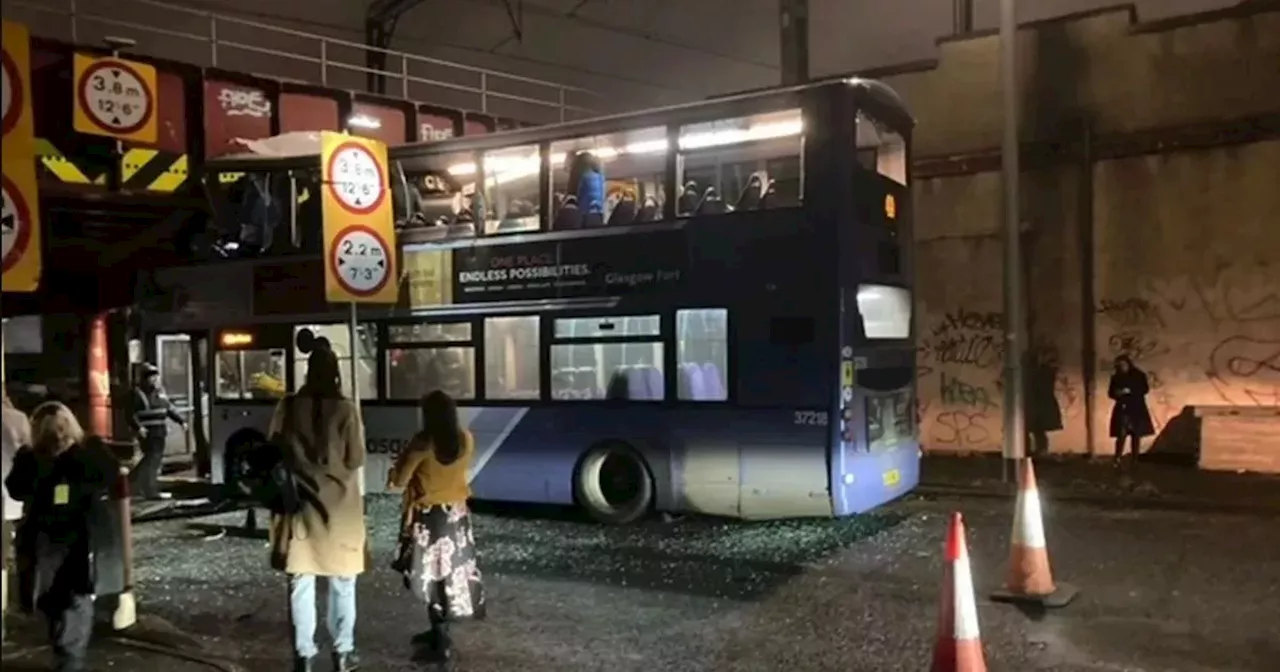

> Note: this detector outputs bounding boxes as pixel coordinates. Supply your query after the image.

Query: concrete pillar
[779,0,809,86]
[954,0,975,35]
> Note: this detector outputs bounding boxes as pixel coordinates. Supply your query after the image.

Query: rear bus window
[386,322,476,401]
[676,308,728,401]
[677,108,804,216]
[551,315,664,401]
[857,284,911,339]
[484,316,540,399]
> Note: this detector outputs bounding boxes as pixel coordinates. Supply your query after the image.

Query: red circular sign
[329,224,392,297]
[1,50,23,136]
[325,141,387,216]
[76,59,154,135]
[2,174,33,274]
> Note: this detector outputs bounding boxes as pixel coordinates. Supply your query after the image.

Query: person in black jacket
[5,402,115,672]
[128,363,186,501]
[1107,355,1155,473]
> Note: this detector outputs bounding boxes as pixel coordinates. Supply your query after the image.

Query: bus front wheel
[574,442,654,525]
[223,430,266,498]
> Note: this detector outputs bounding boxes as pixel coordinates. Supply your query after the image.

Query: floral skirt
[394,503,486,621]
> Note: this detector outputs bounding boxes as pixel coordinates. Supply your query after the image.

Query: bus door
[831,287,918,515]
[155,334,196,460]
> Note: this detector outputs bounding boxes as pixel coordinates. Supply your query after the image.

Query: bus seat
[642,367,664,400]
[677,181,700,216]
[573,367,596,399]
[552,368,575,399]
[583,211,605,228]
[497,198,537,232]
[700,362,726,400]
[607,196,637,227]
[757,180,778,209]
[682,363,709,400]
[635,196,660,222]
[447,222,476,238]
[606,370,631,400]
[735,172,767,210]
[696,187,729,215]
[401,224,450,245]
[553,196,584,230]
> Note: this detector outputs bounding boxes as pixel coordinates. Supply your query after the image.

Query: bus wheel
[223,430,265,498]
[574,442,654,525]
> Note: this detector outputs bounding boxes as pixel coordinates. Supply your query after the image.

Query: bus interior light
[442,116,804,184]
[347,114,383,130]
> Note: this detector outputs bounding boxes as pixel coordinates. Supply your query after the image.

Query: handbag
[256,396,303,515]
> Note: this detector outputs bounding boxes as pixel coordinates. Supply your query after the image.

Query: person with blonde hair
[5,402,114,672]
[2,392,33,631]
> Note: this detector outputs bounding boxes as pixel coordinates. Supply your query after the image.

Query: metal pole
[347,303,365,495]
[1000,0,1027,481]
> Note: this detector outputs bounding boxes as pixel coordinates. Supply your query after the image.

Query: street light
[1000,0,1027,480]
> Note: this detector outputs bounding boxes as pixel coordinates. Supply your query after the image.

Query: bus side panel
[456,406,830,518]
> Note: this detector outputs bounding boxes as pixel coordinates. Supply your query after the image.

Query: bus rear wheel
[574,442,654,525]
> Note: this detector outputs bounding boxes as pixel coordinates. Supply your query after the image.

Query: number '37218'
[793,410,829,426]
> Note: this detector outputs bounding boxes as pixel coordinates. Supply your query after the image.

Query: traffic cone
[932,512,986,672]
[990,458,1078,608]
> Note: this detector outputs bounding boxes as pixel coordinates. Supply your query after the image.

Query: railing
[6,0,602,122]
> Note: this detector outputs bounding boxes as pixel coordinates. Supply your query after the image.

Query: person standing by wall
[268,348,367,672]
[2,392,33,636]
[128,363,186,501]
[1108,355,1154,474]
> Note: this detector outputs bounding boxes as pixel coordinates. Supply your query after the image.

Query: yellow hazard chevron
[35,137,106,186]
[121,148,190,192]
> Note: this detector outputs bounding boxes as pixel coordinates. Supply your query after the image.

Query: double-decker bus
[140,78,918,523]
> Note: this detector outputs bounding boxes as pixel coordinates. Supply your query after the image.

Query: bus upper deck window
[481,144,541,236]
[548,126,667,230]
[398,150,479,242]
[677,108,804,216]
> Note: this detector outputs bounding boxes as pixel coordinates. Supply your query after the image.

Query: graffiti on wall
[1095,264,1280,435]
[916,307,1079,452]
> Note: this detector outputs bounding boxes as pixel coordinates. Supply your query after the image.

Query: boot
[415,622,452,663]
[292,656,313,672]
[332,650,361,671]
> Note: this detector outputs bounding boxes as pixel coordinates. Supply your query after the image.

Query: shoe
[292,656,313,672]
[333,650,361,671]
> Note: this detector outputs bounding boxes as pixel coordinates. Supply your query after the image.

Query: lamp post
[1000,0,1027,480]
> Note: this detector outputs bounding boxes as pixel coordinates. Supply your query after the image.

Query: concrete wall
[902,5,1280,455]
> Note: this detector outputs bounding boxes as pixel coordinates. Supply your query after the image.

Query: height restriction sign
[72,53,158,143]
[320,132,398,304]
[2,20,40,293]
[2,165,42,293]
[2,20,34,148]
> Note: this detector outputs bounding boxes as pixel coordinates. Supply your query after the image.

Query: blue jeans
[288,574,357,659]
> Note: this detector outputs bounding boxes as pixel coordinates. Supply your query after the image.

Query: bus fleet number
[794,411,829,426]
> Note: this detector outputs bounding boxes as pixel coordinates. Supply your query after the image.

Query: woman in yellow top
[387,390,486,664]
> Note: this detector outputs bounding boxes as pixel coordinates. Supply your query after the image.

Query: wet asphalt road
[115,495,1278,672]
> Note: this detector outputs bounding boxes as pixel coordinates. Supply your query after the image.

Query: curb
[913,484,1280,517]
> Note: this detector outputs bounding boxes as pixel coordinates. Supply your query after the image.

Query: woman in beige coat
[268,348,367,672]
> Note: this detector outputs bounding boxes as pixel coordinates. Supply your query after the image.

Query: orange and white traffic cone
[932,512,986,672]
[991,458,1077,608]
